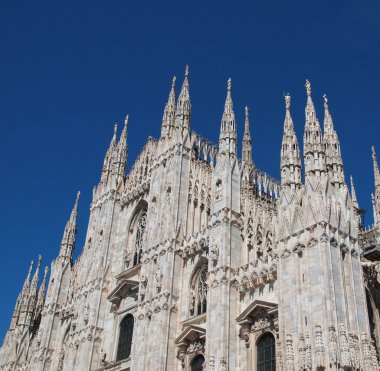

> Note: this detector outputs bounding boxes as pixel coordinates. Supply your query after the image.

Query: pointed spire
[175,66,191,132]
[112,123,118,143]
[22,260,34,292]
[59,192,80,263]
[100,124,119,184]
[303,80,326,177]
[114,115,128,181]
[161,76,176,138]
[350,175,359,209]
[323,95,344,188]
[242,106,254,165]
[372,146,380,188]
[18,258,37,327]
[218,78,237,158]
[281,94,302,188]
[35,266,48,315]
[372,146,380,227]
[31,255,42,292]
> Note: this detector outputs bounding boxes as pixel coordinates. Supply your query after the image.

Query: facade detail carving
[1,71,380,371]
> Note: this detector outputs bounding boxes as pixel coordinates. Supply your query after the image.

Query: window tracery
[190,263,208,316]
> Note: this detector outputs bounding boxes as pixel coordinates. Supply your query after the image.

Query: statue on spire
[305,79,311,96]
[323,94,328,109]
[284,93,291,110]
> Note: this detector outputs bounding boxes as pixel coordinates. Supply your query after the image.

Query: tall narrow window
[257,333,276,371]
[116,314,134,361]
[133,212,146,266]
[191,354,205,371]
[190,263,208,316]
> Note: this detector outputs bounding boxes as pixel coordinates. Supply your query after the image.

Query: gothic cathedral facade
[1,68,380,371]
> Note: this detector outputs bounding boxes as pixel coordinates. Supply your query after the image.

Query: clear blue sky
[0,0,379,342]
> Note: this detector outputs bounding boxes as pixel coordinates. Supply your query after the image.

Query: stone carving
[219,357,227,370]
[1,73,378,371]
[349,331,360,369]
[328,326,337,367]
[210,243,219,266]
[285,334,294,371]
[139,275,147,300]
[339,324,351,368]
[298,334,306,370]
[276,340,284,371]
[57,349,65,371]
[84,304,90,325]
[304,332,312,370]
[155,267,163,291]
[209,355,216,370]
[314,325,325,367]
[361,332,373,370]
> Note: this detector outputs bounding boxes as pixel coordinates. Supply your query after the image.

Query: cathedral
[2,67,380,371]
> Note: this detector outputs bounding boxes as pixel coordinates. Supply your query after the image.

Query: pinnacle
[350,175,359,209]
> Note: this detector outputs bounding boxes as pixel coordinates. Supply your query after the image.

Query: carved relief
[339,324,351,368]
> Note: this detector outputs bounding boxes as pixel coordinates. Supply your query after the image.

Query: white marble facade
[1,69,380,371]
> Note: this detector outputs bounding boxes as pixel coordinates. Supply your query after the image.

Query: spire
[303,80,326,177]
[242,106,253,165]
[161,76,176,138]
[10,259,34,329]
[18,258,38,327]
[372,146,380,227]
[22,260,34,292]
[35,266,48,315]
[323,94,345,187]
[114,115,128,181]
[350,175,359,209]
[218,78,237,158]
[175,66,191,133]
[30,255,41,293]
[59,192,80,263]
[280,94,302,188]
[372,146,380,189]
[100,124,118,184]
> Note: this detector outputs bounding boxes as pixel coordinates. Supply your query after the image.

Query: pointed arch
[125,200,148,268]
[256,332,276,370]
[189,259,208,317]
[116,314,134,361]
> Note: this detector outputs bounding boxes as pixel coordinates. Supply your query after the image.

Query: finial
[37,255,42,268]
[284,93,291,110]
[227,78,232,92]
[124,115,129,126]
[75,191,81,204]
[245,106,249,117]
[305,79,311,97]
[172,76,176,88]
[44,266,49,278]
[185,65,189,77]
[114,123,118,135]
[28,260,34,276]
[323,94,328,109]
[372,145,377,161]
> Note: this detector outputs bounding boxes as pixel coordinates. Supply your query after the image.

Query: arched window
[257,333,276,371]
[191,354,205,371]
[133,212,146,266]
[116,314,134,361]
[190,263,208,316]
